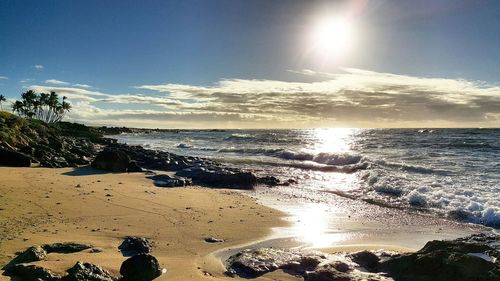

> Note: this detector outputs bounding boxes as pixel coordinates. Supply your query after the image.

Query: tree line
[0,90,72,123]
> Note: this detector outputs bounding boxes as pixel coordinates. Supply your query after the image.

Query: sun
[310,16,355,59]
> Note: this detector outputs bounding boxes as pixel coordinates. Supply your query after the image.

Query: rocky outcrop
[176,166,257,189]
[118,236,153,256]
[2,245,47,270]
[119,254,163,281]
[226,248,327,278]
[379,233,500,281]
[91,148,131,172]
[3,264,61,281]
[227,234,500,281]
[65,262,116,281]
[0,146,32,167]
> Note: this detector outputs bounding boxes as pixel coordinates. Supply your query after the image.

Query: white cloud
[45,79,70,86]
[73,83,93,89]
[33,64,44,70]
[26,68,500,128]
[0,76,8,80]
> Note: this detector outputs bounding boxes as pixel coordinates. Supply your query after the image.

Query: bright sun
[310,16,355,59]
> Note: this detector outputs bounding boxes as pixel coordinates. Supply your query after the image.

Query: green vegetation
[0,111,103,147]
[11,90,71,123]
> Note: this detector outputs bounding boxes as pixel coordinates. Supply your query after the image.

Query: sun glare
[310,16,355,59]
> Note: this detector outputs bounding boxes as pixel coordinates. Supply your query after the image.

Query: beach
[0,167,289,280]
[0,165,490,280]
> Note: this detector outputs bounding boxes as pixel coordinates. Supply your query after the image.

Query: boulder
[43,242,92,254]
[2,245,47,270]
[120,254,163,281]
[148,174,191,187]
[2,264,61,281]
[127,161,143,172]
[176,167,257,189]
[65,262,116,281]
[348,250,380,270]
[0,147,32,167]
[226,248,326,278]
[379,237,500,281]
[91,149,130,172]
[118,236,152,256]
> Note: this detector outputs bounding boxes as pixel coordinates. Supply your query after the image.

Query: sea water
[115,128,500,229]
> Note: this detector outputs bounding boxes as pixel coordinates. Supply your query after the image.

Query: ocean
[114,128,500,229]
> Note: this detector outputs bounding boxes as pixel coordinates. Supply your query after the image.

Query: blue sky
[1,0,500,128]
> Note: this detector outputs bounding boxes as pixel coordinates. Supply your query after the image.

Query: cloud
[73,83,93,89]
[0,76,8,80]
[33,64,44,70]
[45,79,70,85]
[136,68,500,127]
[26,68,500,128]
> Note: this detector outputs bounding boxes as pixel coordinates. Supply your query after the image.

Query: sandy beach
[0,167,291,280]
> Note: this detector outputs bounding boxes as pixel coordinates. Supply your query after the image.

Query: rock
[127,161,143,172]
[89,248,104,253]
[43,242,92,253]
[257,176,281,186]
[379,235,500,281]
[120,254,163,281]
[0,147,32,167]
[2,245,47,270]
[91,148,131,172]
[3,264,61,281]
[348,250,380,270]
[65,262,116,281]
[118,236,153,256]
[148,174,191,187]
[226,248,326,278]
[204,237,224,243]
[303,265,353,281]
[176,167,257,189]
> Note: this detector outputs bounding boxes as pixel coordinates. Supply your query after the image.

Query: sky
[1,0,500,128]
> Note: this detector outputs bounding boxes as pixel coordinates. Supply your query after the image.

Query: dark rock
[0,147,32,167]
[348,250,380,270]
[204,237,224,243]
[127,161,143,172]
[120,254,163,281]
[148,174,191,187]
[226,248,326,278]
[2,245,47,270]
[257,176,281,186]
[118,236,152,256]
[65,262,116,281]
[43,242,92,254]
[379,236,500,281]
[91,148,131,172]
[303,265,352,281]
[3,264,61,280]
[176,167,257,189]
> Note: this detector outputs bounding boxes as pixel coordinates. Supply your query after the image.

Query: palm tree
[12,90,71,123]
[0,94,6,111]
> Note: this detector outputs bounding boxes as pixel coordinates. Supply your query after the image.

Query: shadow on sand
[62,166,111,176]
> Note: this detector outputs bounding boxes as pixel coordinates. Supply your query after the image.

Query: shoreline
[0,166,497,280]
[0,167,288,280]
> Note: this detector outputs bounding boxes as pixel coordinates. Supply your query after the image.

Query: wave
[224,133,255,141]
[218,157,369,173]
[373,159,450,175]
[217,147,364,166]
